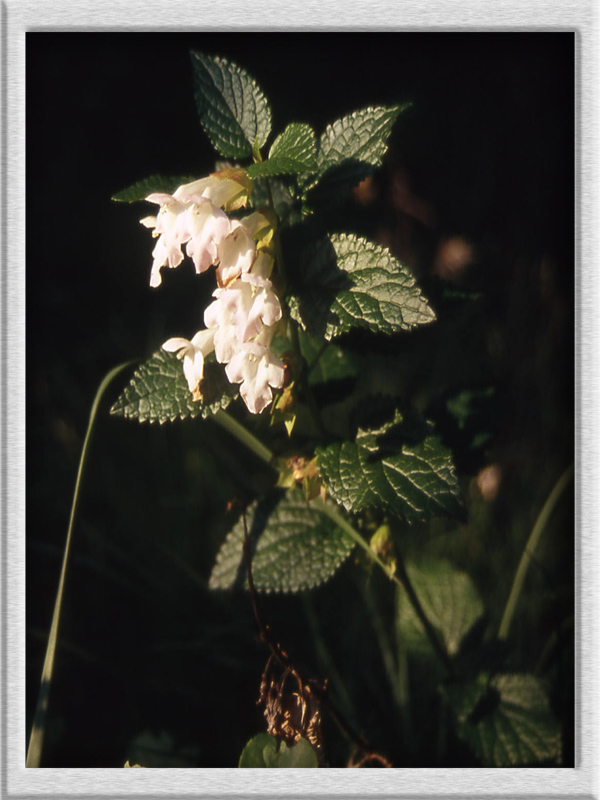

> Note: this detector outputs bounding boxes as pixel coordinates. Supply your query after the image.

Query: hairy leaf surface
[191,51,272,158]
[110,350,235,423]
[111,175,197,203]
[209,489,355,593]
[444,674,562,766]
[317,412,462,522]
[289,234,435,341]
[248,123,317,177]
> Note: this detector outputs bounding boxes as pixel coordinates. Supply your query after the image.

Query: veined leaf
[316,412,462,523]
[248,123,317,177]
[397,558,484,658]
[191,51,272,159]
[302,103,409,204]
[110,349,236,423]
[238,734,318,768]
[443,673,562,766]
[111,174,198,203]
[318,103,408,174]
[289,233,435,341]
[209,489,355,593]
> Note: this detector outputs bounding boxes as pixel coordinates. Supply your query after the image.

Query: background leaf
[111,174,197,202]
[443,673,562,766]
[191,51,272,158]
[209,489,355,593]
[397,558,484,658]
[289,233,435,341]
[247,123,317,177]
[316,412,463,523]
[238,734,318,768]
[110,349,236,423]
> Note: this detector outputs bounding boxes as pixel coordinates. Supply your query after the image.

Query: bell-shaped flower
[225,339,285,414]
[203,293,240,364]
[141,193,190,288]
[215,221,257,287]
[181,199,232,275]
[162,329,216,400]
[174,167,252,212]
[204,252,282,353]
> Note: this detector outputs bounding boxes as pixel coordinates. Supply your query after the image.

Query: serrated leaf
[111,175,197,203]
[289,234,435,341]
[209,489,355,593]
[248,123,317,177]
[319,103,407,173]
[302,103,409,204]
[316,412,462,523]
[110,349,236,423]
[238,734,318,768]
[397,559,484,657]
[443,673,562,766]
[191,51,272,159]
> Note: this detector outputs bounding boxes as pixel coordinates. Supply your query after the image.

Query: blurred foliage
[27,33,573,767]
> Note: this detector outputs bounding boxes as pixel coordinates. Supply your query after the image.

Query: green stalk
[212,400,454,677]
[498,464,574,641]
[26,361,135,768]
[213,410,274,465]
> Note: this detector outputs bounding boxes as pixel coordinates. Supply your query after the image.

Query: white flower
[215,221,257,287]
[141,193,190,288]
[182,199,231,275]
[204,253,282,352]
[225,340,285,414]
[162,329,216,398]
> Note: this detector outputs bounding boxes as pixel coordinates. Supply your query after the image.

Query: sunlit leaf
[191,51,272,158]
[289,234,435,341]
[209,489,354,593]
[317,411,462,523]
[110,350,236,423]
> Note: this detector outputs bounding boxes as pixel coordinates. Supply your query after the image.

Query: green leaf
[110,349,236,423]
[319,103,408,174]
[443,673,562,766]
[302,103,409,204]
[111,174,197,203]
[316,412,463,523]
[209,488,355,593]
[298,329,357,386]
[247,123,317,177]
[239,734,318,768]
[397,558,484,658]
[289,233,435,341]
[191,51,272,159]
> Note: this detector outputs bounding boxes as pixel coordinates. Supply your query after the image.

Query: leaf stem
[211,409,454,677]
[213,409,274,465]
[314,498,453,676]
[498,464,574,640]
[26,360,135,768]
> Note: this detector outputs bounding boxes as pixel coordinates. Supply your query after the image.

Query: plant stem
[314,498,454,676]
[264,177,325,437]
[213,409,274,465]
[498,463,574,641]
[211,411,454,678]
[26,360,135,768]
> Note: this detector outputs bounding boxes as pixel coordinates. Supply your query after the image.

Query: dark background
[26,33,574,767]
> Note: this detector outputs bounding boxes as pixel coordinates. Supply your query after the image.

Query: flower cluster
[141,170,286,415]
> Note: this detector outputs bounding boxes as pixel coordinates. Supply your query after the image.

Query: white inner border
[5,0,599,797]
